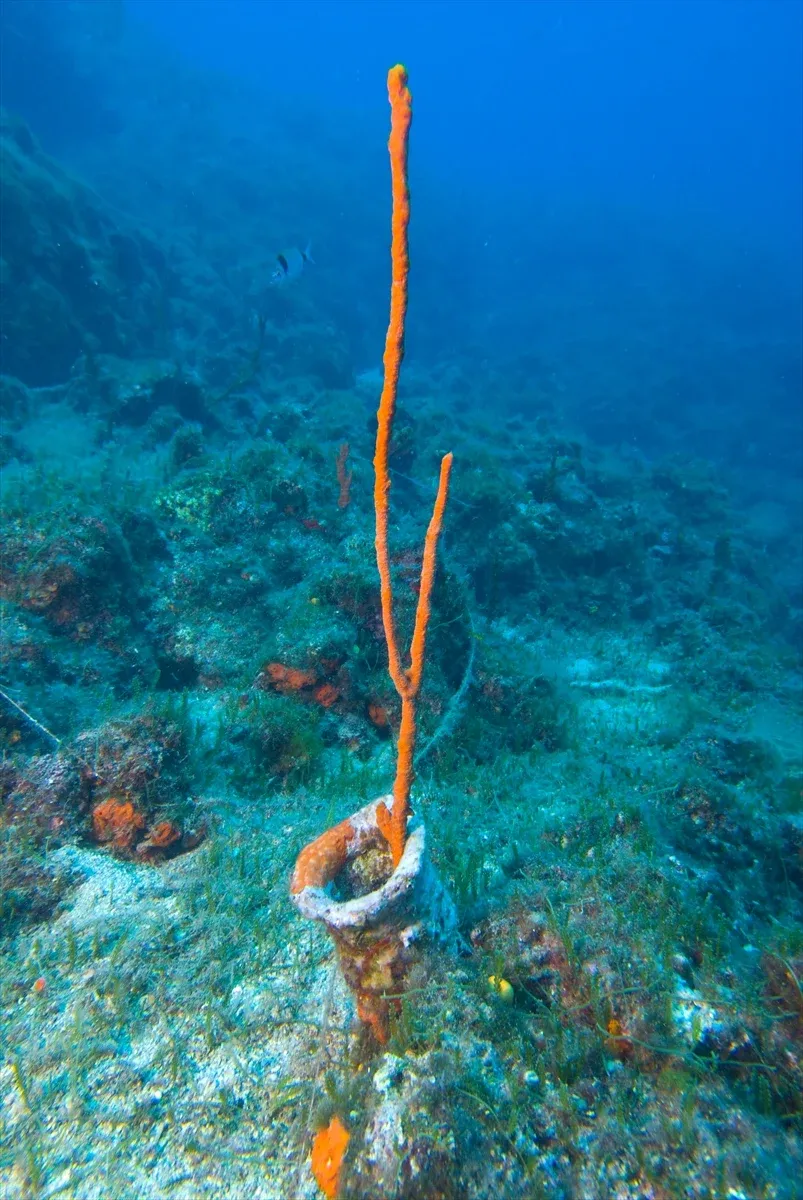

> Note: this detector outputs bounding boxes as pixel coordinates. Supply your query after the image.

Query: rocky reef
[0,8,801,1199]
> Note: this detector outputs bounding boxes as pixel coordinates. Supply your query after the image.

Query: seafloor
[1,12,802,1200]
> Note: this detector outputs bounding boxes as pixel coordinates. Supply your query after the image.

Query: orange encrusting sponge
[290,816,356,893]
[311,1116,350,1199]
[374,64,453,868]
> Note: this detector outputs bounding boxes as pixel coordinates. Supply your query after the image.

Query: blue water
[3,0,801,472]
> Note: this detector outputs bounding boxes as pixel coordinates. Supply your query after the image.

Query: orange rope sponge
[374,64,454,866]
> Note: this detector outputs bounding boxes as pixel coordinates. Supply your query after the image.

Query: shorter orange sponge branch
[374,64,453,867]
[376,454,452,865]
[409,451,453,694]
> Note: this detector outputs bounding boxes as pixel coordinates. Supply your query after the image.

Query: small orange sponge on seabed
[311,1116,350,1199]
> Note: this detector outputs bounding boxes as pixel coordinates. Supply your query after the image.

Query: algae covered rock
[0,111,171,385]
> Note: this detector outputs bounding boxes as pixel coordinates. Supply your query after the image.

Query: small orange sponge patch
[311,1115,350,1199]
[91,798,146,850]
[290,816,355,893]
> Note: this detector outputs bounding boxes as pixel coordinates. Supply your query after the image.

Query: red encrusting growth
[335,442,352,508]
[374,65,453,866]
[91,797,146,851]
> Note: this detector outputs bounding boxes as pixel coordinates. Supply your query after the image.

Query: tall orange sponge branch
[290,65,459,1059]
[374,64,454,867]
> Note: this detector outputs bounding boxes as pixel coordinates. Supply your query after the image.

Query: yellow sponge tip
[488,975,514,1003]
[388,63,409,89]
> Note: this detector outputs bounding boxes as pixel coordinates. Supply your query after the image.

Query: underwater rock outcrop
[0,110,171,385]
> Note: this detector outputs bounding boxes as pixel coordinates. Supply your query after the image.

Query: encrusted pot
[290,794,458,1041]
